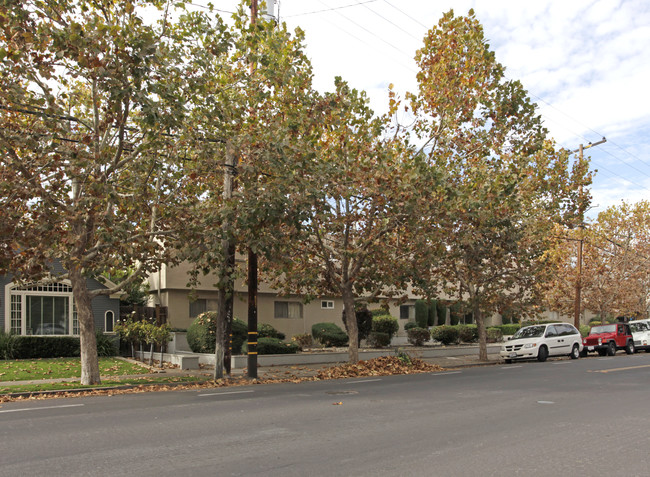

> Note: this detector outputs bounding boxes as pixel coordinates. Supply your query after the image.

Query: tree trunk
[69,269,101,385]
[214,287,227,380]
[342,286,358,363]
[214,142,236,380]
[474,301,488,362]
[160,343,164,368]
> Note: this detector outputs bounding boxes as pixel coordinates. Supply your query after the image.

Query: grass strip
[0,375,207,394]
[0,357,150,381]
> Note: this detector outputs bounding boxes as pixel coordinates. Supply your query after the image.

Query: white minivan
[629,319,650,352]
[500,323,583,363]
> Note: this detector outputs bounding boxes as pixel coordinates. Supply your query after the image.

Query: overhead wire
[282,0,379,17]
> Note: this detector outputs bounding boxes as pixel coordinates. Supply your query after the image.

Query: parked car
[581,323,634,356]
[629,319,650,352]
[500,323,583,363]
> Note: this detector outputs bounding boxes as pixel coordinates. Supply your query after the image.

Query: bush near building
[372,315,399,340]
[407,327,431,346]
[312,322,349,347]
[241,337,300,355]
[430,325,459,345]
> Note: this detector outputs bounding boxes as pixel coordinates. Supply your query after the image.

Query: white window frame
[4,281,78,335]
[321,300,334,310]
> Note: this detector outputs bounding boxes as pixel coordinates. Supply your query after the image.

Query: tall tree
[544,201,650,323]
[172,5,319,377]
[0,0,195,384]
[407,10,591,360]
[265,78,420,363]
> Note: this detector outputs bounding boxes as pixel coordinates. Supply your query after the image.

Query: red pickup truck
[581,323,635,356]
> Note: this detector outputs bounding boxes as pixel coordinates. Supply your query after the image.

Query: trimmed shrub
[579,325,590,337]
[493,324,520,336]
[436,302,448,326]
[430,325,459,345]
[366,331,391,348]
[415,300,429,328]
[457,324,478,343]
[372,315,399,340]
[291,333,313,350]
[449,303,464,326]
[312,322,349,347]
[11,336,80,359]
[370,308,390,317]
[404,321,418,331]
[242,337,300,355]
[258,323,285,341]
[407,327,430,346]
[187,313,247,354]
[428,301,438,327]
[187,312,218,353]
[486,327,503,343]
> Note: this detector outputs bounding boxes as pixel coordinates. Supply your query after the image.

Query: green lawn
[0,357,209,395]
[0,357,150,382]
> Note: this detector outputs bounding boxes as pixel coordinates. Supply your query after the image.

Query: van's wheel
[607,341,617,356]
[625,340,635,354]
[537,345,548,362]
[570,344,580,359]
[505,359,512,364]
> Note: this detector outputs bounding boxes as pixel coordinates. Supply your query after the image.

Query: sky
[216,0,650,218]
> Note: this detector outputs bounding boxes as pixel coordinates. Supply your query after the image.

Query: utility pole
[246,0,260,379]
[572,137,606,329]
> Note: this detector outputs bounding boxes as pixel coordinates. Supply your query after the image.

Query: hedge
[241,337,300,355]
[428,301,438,327]
[486,327,503,343]
[404,321,419,331]
[457,324,478,343]
[430,325,459,345]
[415,300,429,328]
[492,324,520,336]
[407,327,430,346]
[8,336,80,359]
[312,322,349,347]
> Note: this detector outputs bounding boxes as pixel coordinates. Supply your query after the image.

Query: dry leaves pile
[0,356,445,403]
[315,356,443,379]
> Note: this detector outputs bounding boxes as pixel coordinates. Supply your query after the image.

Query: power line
[283,0,378,17]
[355,0,421,42]
[381,0,428,29]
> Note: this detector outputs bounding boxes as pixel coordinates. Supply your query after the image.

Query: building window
[400,305,415,320]
[6,282,75,335]
[321,300,334,309]
[105,310,115,333]
[274,301,303,319]
[189,299,207,318]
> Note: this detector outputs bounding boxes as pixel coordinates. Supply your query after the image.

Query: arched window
[105,310,115,333]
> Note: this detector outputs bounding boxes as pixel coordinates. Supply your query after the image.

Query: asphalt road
[1,353,650,476]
